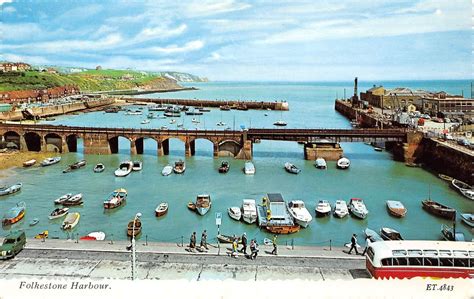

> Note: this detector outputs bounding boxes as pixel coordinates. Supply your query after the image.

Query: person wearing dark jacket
[189,232,196,249]
[271,235,278,255]
[239,233,247,254]
[348,233,359,254]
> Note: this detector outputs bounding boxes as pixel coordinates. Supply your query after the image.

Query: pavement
[0,238,368,280]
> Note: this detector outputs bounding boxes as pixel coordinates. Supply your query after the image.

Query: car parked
[0,231,26,259]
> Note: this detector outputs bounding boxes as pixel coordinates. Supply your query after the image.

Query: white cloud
[148,40,204,54]
[0,0,13,6]
[134,24,187,43]
[3,5,15,13]
[0,23,43,41]
[186,0,251,17]
[0,53,49,64]
[100,56,181,71]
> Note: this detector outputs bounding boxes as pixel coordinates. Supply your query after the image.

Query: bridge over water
[0,124,407,159]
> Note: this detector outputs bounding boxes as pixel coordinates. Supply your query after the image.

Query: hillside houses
[0,85,80,104]
[0,62,31,72]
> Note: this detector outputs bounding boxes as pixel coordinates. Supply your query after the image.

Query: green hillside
[0,69,182,92]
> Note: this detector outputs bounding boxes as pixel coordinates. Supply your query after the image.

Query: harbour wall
[334,100,389,128]
[122,97,289,111]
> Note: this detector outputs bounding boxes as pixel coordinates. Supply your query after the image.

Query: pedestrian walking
[348,233,359,255]
[239,233,247,254]
[271,234,277,255]
[189,232,196,249]
[250,239,259,260]
[200,230,208,249]
[231,238,238,258]
[362,235,370,255]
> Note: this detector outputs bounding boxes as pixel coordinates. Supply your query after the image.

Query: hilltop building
[0,62,31,72]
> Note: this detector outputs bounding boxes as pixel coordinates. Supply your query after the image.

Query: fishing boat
[314,157,327,169]
[54,193,72,204]
[336,157,350,169]
[265,225,300,234]
[218,161,230,173]
[421,199,456,220]
[380,227,403,240]
[195,194,211,216]
[438,174,454,182]
[315,200,331,217]
[220,105,231,111]
[441,224,465,241]
[373,146,383,152]
[2,202,26,226]
[349,198,369,219]
[29,218,39,226]
[284,162,301,174]
[217,234,242,244]
[115,161,133,177]
[386,200,407,217]
[451,179,474,200]
[155,202,169,217]
[62,166,72,173]
[0,183,22,196]
[80,231,106,241]
[40,157,61,166]
[23,159,36,167]
[141,119,150,124]
[244,161,255,175]
[103,188,127,209]
[132,161,143,171]
[70,160,86,169]
[227,207,242,221]
[35,231,48,239]
[241,199,257,224]
[161,165,173,176]
[62,193,83,206]
[364,228,383,242]
[93,163,105,173]
[62,212,80,230]
[273,120,287,126]
[127,218,142,237]
[49,207,69,219]
[460,213,474,228]
[287,200,313,228]
[173,160,186,174]
[258,193,299,234]
[333,200,349,218]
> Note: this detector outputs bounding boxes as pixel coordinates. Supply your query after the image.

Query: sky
[0,0,472,81]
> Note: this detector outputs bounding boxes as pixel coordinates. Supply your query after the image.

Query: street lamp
[131,212,142,281]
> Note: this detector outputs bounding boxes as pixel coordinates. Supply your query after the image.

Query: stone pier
[304,142,343,161]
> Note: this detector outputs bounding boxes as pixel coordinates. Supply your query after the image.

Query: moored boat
[380,227,403,240]
[451,179,474,200]
[273,120,287,126]
[132,161,143,171]
[284,162,301,174]
[54,193,72,204]
[49,207,69,219]
[195,194,211,216]
[217,234,242,244]
[70,160,86,169]
[141,119,150,124]
[93,163,105,173]
[441,224,465,241]
[0,183,22,196]
[287,200,312,228]
[460,213,474,228]
[257,193,298,234]
[244,161,255,175]
[228,207,241,221]
[127,218,142,237]
[336,157,350,169]
[315,200,331,217]
[173,160,186,174]
[155,202,169,217]
[29,218,39,226]
[386,200,407,217]
[161,165,173,176]
[265,225,300,234]
[421,199,456,220]
[40,157,61,167]
[23,159,36,167]
[103,189,127,209]
[80,231,106,241]
[35,230,48,239]
[241,199,257,224]
[115,161,133,177]
[62,193,83,206]
[62,212,80,230]
[333,200,349,218]
[218,161,230,173]
[438,174,454,182]
[314,157,327,169]
[2,202,26,226]
[364,227,383,242]
[349,198,368,219]
[187,202,196,211]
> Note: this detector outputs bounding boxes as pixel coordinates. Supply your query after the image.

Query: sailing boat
[273,110,287,126]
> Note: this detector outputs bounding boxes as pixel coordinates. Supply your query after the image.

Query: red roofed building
[0,85,80,104]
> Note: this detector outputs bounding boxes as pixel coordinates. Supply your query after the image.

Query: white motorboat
[61,212,80,230]
[287,200,313,228]
[336,157,350,169]
[244,161,255,175]
[451,179,474,200]
[314,157,327,169]
[161,165,173,176]
[333,200,349,218]
[54,193,73,204]
[141,119,150,124]
[228,207,242,221]
[49,207,69,219]
[41,156,61,167]
[114,161,133,177]
[195,194,211,216]
[460,213,474,228]
[173,160,186,174]
[93,163,105,173]
[273,120,287,126]
[132,161,142,171]
[241,199,257,224]
[349,198,369,219]
[0,183,22,196]
[315,200,331,217]
[284,162,301,174]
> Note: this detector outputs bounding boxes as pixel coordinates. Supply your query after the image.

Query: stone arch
[218,140,242,157]
[192,138,216,157]
[66,134,82,153]
[134,137,158,155]
[44,133,63,153]
[24,132,42,152]
[160,137,185,156]
[108,135,132,155]
[3,131,20,149]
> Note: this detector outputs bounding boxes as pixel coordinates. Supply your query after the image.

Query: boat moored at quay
[0,183,22,196]
[257,193,300,234]
[103,188,127,209]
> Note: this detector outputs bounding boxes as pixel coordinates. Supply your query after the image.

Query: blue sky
[0,0,471,81]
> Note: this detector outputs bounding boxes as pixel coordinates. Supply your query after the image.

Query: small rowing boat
[62,193,83,206]
[161,165,173,176]
[29,218,39,226]
[93,163,105,173]
[386,200,407,217]
[155,202,169,217]
[41,157,61,167]
[284,162,301,174]
[54,193,72,204]
[62,212,80,230]
[127,218,142,237]
[23,159,36,167]
[438,174,454,182]
[217,234,242,244]
[103,189,127,209]
[49,207,69,219]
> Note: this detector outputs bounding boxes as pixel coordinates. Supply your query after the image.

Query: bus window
[392,250,407,256]
[423,250,438,257]
[423,257,439,266]
[453,258,468,267]
[381,258,392,266]
[408,250,422,256]
[439,258,454,267]
[453,250,468,257]
[393,257,407,266]
[439,250,452,257]
[408,257,422,266]
[470,259,474,268]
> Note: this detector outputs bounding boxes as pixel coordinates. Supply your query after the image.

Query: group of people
[231,233,260,259]
[189,230,208,251]
[347,233,369,255]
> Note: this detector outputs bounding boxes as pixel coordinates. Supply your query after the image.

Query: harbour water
[0,81,472,245]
